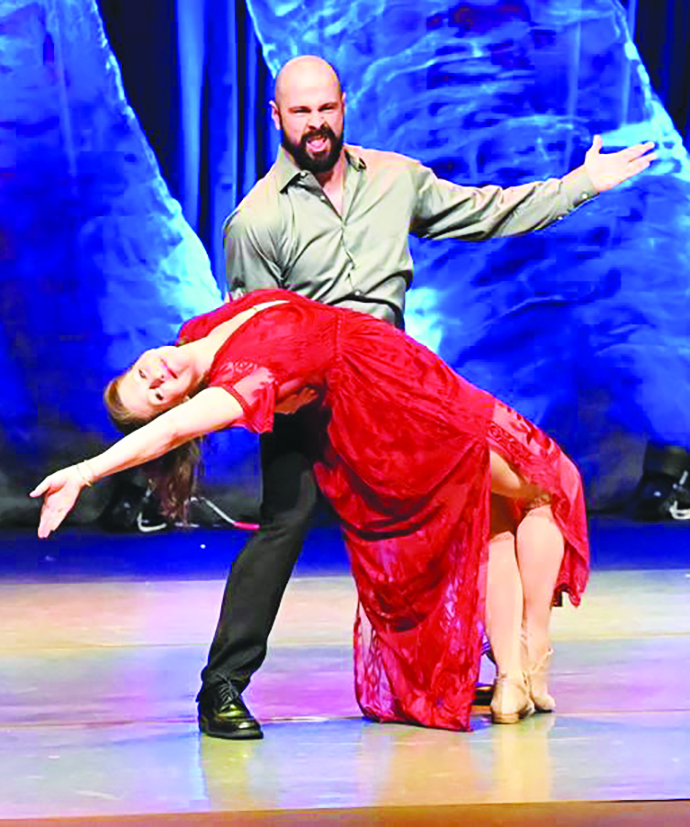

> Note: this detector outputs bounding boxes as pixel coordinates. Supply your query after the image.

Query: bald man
[196,55,655,740]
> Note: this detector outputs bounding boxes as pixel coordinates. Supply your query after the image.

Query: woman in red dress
[32,290,589,730]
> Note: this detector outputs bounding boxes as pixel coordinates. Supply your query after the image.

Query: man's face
[272,72,345,175]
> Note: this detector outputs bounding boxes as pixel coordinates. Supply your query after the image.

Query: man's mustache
[303,127,334,142]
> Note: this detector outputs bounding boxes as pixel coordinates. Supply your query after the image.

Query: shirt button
[354,290,362,296]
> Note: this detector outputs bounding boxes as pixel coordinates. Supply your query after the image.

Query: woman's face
[117,345,195,420]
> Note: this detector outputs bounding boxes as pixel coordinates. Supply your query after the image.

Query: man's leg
[198,413,319,738]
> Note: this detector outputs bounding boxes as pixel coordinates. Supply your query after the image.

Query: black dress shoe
[473,681,495,706]
[197,681,263,740]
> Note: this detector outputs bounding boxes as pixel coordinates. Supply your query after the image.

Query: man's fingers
[588,139,656,165]
[622,141,655,161]
[626,157,655,178]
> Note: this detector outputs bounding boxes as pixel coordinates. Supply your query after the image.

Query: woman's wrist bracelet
[76,461,94,488]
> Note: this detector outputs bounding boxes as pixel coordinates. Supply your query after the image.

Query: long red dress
[178,289,589,731]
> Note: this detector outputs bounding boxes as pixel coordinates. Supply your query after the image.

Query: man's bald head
[274,56,342,109]
[271,56,346,176]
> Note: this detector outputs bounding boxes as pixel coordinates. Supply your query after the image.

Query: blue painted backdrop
[1,0,689,526]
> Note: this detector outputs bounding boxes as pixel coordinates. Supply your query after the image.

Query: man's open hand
[585,135,656,193]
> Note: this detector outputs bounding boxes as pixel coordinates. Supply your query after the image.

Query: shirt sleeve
[223,207,284,299]
[410,161,597,241]
[209,360,278,434]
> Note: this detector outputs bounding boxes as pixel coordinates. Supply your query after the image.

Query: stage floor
[0,519,689,823]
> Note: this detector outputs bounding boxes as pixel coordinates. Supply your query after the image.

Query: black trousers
[200,409,320,692]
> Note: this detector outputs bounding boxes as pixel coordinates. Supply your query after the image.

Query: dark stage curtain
[97,0,277,288]
[98,0,690,285]
[624,0,690,145]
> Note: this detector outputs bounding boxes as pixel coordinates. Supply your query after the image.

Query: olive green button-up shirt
[224,144,597,326]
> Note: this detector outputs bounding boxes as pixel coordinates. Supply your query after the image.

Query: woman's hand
[30,466,86,538]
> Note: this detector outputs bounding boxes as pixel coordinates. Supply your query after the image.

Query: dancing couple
[33,57,654,735]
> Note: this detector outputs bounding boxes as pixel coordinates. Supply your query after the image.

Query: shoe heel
[525,648,556,713]
[490,674,535,725]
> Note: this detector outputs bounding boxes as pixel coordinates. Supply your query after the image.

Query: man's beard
[282,122,344,174]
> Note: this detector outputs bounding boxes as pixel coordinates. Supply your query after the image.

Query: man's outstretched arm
[411,136,656,241]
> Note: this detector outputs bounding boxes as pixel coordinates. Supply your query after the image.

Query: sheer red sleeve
[208,360,277,434]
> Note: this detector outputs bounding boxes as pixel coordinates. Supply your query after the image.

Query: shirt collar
[272,144,367,192]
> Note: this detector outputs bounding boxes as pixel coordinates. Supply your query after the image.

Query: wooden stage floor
[0,520,689,824]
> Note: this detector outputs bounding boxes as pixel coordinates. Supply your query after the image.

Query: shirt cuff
[561,166,599,211]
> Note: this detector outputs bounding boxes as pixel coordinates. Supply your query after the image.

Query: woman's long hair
[103,375,203,523]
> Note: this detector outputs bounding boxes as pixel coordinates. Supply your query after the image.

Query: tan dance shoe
[490,673,535,724]
[524,648,556,713]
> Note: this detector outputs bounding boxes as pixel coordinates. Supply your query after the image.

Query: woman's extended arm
[31,388,243,538]
[91,388,243,481]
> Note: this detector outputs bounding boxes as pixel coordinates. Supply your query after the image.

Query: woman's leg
[485,495,522,680]
[489,450,545,502]
[516,505,564,665]
[515,504,563,711]
[486,494,535,723]
[488,450,564,714]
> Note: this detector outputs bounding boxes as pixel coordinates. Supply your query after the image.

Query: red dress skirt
[178,290,589,731]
